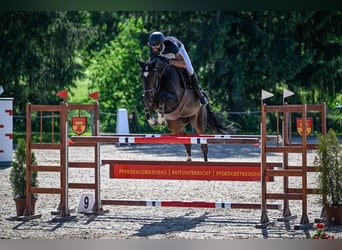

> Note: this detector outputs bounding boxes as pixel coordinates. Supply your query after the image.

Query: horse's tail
[205,104,238,134]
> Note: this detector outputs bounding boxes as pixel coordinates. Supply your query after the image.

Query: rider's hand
[160,56,170,64]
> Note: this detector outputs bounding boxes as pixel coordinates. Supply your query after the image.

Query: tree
[88,16,149,132]
[1,11,341,134]
[86,11,341,133]
[187,11,341,131]
[0,11,98,115]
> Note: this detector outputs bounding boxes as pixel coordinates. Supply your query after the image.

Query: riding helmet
[148,31,165,46]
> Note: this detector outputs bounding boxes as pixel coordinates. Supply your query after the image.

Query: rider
[148,31,209,106]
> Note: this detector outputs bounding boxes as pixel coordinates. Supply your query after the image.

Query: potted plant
[9,138,39,216]
[314,128,342,225]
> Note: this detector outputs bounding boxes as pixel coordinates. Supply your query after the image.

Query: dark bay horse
[138,56,235,161]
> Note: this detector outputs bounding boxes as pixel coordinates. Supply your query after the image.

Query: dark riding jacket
[149,36,182,59]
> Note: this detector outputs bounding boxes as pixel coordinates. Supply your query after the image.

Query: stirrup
[200,96,208,106]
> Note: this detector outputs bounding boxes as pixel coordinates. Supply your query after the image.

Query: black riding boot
[190,73,208,106]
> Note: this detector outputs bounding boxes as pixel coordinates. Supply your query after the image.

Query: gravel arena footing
[1,143,341,239]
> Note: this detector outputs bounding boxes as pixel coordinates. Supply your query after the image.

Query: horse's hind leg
[184,144,192,161]
[201,144,208,161]
[167,119,192,161]
[192,107,208,161]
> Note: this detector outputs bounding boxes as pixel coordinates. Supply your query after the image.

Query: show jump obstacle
[22,100,327,230]
[22,102,100,220]
[259,103,326,229]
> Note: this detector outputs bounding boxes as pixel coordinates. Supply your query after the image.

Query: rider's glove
[160,57,170,64]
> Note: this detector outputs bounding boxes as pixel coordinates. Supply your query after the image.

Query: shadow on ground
[133,212,209,237]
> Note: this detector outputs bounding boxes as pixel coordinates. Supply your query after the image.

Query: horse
[137,56,235,161]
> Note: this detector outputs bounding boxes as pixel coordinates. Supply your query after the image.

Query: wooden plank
[68,162,97,168]
[265,105,305,113]
[29,105,62,112]
[286,166,317,172]
[30,143,63,150]
[31,187,62,194]
[266,193,303,200]
[68,183,96,189]
[287,188,320,195]
[67,103,98,111]
[265,146,303,153]
[266,169,303,177]
[31,165,62,172]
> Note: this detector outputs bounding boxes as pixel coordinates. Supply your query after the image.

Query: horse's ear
[136,59,144,69]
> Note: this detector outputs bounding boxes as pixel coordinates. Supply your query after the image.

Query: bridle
[142,58,167,105]
[142,69,160,98]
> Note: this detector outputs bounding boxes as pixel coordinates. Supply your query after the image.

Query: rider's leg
[178,45,208,106]
[190,73,208,106]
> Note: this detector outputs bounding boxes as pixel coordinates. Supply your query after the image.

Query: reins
[142,59,167,98]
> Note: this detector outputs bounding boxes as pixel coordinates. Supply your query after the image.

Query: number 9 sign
[77,193,95,213]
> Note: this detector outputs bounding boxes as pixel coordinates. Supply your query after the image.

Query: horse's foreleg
[201,144,208,161]
[144,107,157,127]
[157,102,166,125]
[157,112,166,125]
[184,144,192,161]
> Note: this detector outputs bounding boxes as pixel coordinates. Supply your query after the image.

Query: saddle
[176,68,192,89]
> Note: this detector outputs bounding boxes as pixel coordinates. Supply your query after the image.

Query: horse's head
[137,56,167,108]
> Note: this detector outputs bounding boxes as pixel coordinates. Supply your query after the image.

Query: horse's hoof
[157,120,166,125]
[148,119,157,127]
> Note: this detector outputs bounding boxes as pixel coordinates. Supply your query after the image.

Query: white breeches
[178,45,194,75]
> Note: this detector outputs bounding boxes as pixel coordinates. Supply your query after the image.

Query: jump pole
[101,199,281,210]
[103,133,281,141]
[70,135,260,145]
